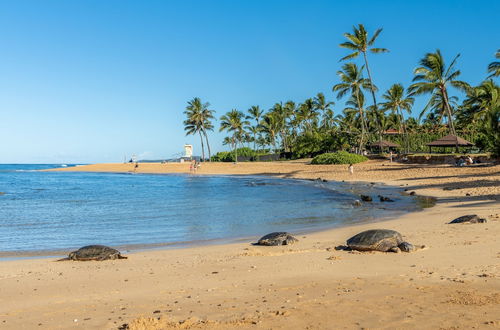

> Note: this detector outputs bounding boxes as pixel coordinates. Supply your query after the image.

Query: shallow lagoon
[0,164,424,255]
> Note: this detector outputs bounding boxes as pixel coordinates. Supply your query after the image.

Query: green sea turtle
[360,195,372,202]
[256,232,298,246]
[346,229,422,253]
[58,245,127,261]
[449,215,487,224]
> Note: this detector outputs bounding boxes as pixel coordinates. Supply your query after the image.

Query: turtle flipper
[56,257,70,261]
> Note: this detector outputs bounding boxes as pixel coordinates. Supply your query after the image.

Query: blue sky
[0,0,498,163]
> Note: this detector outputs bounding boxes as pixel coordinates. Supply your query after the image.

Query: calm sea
[0,164,423,256]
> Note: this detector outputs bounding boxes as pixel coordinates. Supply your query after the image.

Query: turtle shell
[257,232,298,246]
[449,215,486,224]
[347,229,403,252]
[68,245,127,261]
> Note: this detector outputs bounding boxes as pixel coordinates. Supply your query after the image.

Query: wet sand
[1,160,498,329]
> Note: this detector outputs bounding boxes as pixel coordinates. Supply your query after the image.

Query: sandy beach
[1,160,499,329]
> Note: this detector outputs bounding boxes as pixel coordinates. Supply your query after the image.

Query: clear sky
[0,0,498,163]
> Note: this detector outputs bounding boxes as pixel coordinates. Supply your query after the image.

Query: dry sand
[1,160,499,329]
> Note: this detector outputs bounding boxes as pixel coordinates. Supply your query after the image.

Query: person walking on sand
[134,162,139,173]
[348,164,354,175]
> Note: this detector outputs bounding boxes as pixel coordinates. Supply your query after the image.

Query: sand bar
[1,160,499,329]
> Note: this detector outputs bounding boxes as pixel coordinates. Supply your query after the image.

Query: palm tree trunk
[355,89,366,153]
[397,107,409,153]
[233,137,238,163]
[199,131,205,162]
[441,87,458,152]
[202,129,211,162]
[362,52,383,142]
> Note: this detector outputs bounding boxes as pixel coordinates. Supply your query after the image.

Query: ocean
[0,164,424,257]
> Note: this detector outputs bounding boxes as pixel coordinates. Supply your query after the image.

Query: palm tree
[381,84,415,153]
[259,112,281,153]
[313,92,334,122]
[488,49,500,78]
[409,50,469,138]
[333,63,373,151]
[219,109,249,163]
[340,24,388,121]
[245,105,263,151]
[183,97,215,161]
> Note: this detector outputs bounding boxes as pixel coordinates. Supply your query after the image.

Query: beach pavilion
[426,134,474,153]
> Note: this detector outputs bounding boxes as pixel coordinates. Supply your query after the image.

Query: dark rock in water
[409,191,416,196]
[449,215,487,224]
[378,195,394,202]
[360,195,372,202]
[256,232,298,246]
[59,245,127,261]
[322,179,328,183]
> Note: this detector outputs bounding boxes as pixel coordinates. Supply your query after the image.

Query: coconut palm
[409,50,469,138]
[381,84,415,152]
[245,105,263,151]
[259,112,281,153]
[488,49,500,78]
[183,97,215,161]
[333,63,374,151]
[462,80,500,121]
[313,92,334,122]
[339,24,388,120]
[219,109,249,163]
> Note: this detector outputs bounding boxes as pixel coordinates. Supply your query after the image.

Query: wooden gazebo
[426,134,474,153]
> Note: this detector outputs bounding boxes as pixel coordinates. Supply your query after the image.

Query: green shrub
[311,151,368,165]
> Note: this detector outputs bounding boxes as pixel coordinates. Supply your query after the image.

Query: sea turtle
[256,232,298,246]
[346,229,421,253]
[58,245,127,261]
[378,195,394,202]
[449,215,487,224]
[360,195,372,202]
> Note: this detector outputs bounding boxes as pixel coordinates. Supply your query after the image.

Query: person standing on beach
[348,164,354,175]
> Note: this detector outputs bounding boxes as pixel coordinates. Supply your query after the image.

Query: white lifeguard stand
[184,144,193,159]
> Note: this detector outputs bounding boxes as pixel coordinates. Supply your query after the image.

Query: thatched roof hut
[427,135,474,147]
[426,134,474,152]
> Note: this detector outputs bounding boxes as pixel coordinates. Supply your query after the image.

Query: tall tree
[333,63,373,151]
[219,109,249,163]
[488,49,500,78]
[245,105,263,151]
[339,24,388,134]
[183,97,215,161]
[381,84,414,153]
[408,50,469,137]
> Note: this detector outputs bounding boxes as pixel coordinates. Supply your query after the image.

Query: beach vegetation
[183,98,215,161]
[187,29,500,161]
[219,110,250,163]
[311,151,368,165]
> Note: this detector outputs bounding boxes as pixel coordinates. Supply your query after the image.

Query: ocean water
[0,164,424,256]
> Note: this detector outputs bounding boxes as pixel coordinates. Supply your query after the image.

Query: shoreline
[1,160,498,329]
[0,173,428,260]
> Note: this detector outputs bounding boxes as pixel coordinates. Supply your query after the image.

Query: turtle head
[68,252,77,260]
[398,242,415,252]
[478,218,487,223]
